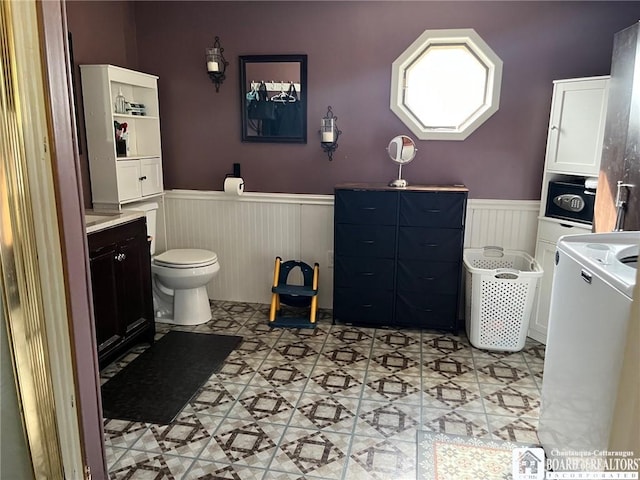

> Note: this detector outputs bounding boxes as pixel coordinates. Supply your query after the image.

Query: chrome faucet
[614,181,634,231]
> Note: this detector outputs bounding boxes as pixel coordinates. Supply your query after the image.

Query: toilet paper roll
[224,177,244,196]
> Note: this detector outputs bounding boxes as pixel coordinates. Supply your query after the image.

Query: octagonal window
[390,29,503,141]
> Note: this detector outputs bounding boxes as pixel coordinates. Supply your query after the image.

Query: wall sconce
[320,106,341,161]
[205,36,229,92]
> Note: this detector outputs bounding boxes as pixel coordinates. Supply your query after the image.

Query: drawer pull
[420,308,433,312]
[420,243,439,247]
[422,209,441,213]
[361,240,375,244]
[362,207,377,211]
[361,304,373,308]
[360,272,375,276]
[419,276,435,281]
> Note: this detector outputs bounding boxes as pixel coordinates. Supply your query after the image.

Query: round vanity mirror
[387,135,417,187]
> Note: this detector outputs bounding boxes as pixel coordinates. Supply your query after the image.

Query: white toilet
[131,202,220,326]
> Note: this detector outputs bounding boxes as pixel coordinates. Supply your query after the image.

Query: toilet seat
[153,249,218,269]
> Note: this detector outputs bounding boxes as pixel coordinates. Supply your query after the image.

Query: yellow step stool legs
[310,263,319,323]
[269,257,281,322]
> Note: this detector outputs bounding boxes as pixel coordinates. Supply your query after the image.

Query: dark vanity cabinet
[88,217,155,368]
[333,184,468,331]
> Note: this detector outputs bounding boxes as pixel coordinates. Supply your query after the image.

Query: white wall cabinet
[80,65,164,209]
[544,77,609,175]
[529,76,609,344]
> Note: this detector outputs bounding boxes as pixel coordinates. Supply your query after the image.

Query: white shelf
[113,113,159,120]
[116,155,161,161]
[81,65,164,210]
[536,214,594,230]
[529,76,609,345]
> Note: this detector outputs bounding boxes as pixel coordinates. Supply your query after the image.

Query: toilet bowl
[152,248,220,325]
[124,200,221,327]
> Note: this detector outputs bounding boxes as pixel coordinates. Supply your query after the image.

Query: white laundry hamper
[464,246,543,352]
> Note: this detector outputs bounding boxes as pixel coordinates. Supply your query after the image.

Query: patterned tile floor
[102,301,545,479]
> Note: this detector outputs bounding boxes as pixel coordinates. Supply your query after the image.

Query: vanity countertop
[85,209,145,234]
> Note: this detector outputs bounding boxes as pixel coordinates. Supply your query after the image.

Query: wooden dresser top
[335,183,468,193]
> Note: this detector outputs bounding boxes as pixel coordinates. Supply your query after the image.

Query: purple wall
[67,0,139,206]
[70,1,640,202]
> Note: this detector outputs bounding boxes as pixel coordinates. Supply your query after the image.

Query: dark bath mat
[101,331,242,424]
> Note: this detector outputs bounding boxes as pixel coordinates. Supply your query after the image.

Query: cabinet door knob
[115,253,127,262]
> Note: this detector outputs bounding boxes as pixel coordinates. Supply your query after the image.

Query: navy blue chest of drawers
[333,183,468,331]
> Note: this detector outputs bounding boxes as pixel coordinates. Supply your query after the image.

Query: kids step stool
[268,257,319,328]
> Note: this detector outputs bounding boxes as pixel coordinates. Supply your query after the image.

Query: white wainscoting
[163,190,335,307]
[464,199,540,254]
[162,190,540,308]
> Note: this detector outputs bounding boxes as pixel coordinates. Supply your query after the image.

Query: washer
[538,231,638,466]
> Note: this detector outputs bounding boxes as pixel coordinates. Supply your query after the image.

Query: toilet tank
[125,201,158,255]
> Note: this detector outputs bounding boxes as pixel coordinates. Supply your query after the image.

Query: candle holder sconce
[206,36,229,92]
[320,106,341,161]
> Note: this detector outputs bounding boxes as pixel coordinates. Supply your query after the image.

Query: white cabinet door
[141,157,163,197]
[116,161,142,202]
[545,78,609,176]
[528,239,557,344]
[529,219,591,343]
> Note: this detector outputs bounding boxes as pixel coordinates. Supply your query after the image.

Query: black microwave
[545,181,595,224]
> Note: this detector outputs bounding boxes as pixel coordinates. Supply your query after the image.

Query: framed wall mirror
[240,54,307,143]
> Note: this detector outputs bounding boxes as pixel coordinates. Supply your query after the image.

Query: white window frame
[390,28,503,141]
